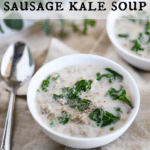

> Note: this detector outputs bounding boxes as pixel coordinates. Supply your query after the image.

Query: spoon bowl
[1,42,34,87]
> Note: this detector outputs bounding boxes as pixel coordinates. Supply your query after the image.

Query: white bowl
[27,54,140,149]
[107,0,150,71]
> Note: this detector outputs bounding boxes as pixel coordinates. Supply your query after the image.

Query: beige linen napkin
[0,26,150,150]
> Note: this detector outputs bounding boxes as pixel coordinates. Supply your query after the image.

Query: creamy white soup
[114,7,150,59]
[35,64,133,138]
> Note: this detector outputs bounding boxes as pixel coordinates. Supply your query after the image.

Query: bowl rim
[106,0,150,63]
[27,54,140,142]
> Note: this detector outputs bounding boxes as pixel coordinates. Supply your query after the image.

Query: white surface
[27,54,140,149]
[107,0,150,71]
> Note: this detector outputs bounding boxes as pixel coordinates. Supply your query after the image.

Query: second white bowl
[107,0,150,71]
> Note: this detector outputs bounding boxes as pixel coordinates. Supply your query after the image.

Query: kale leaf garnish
[89,108,101,125]
[49,121,54,127]
[122,13,147,25]
[109,127,114,131]
[53,80,93,111]
[53,94,65,100]
[89,108,120,127]
[96,68,123,83]
[62,87,72,93]
[145,20,150,45]
[138,33,144,42]
[131,39,144,56]
[115,107,123,114]
[72,80,92,95]
[130,32,145,56]
[96,73,112,83]
[145,19,150,35]
[122,14,136,23]
[105,85,123,100]
[105,85,133,108]
[52,73,60,81]
[147,36,150,45]
[119,91,133,108]
[37,73,60,92]
[101,108,120,127]
[40,76,51,92]
[105,68,123,80]
[118,34,129,38]
[70,99,92,111]
[57,111,71,125]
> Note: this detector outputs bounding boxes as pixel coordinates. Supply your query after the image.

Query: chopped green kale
[71,23,78,32]
[96,68,123,83]
[115,107,123,114]
[105,68,123,80]
[96,73,112,83]
[72,133,75,136]
[53,94,65,100]
[40,76,51,92]
[89,108,101,125]
[137,11,147,16]
[49,121,54,127]
[37,73,60,92]
[70,99,92,111]
[89,108,120,127]
[53,80,93,111]
[147,36,150,45]
[105,85,133,108]
[57,111,71,125]
[131,39,144,56]
[145,19,150,35]
[105,85,123,100]
[119,92,133,108]
[60,79,92,96]
[118,34,129,38]
[52,73,60,81]
[144,20,150,45]
[110,127,114,131]
[138,33,144,42]
[101,108,120,127]
[62,87,72,93]
[72,80,92,95]
[122,14,136,23]
[123,13,148,24]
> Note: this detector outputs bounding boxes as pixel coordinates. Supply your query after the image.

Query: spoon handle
[1,88,15,150]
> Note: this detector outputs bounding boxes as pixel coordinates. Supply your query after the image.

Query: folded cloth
[0,33,150,150]
[44,38,79,64]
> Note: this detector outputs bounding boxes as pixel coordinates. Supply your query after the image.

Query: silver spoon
[0,41,35,150]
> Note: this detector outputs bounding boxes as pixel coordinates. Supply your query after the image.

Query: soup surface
[35,64,133,138]
[114,7,150,59]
